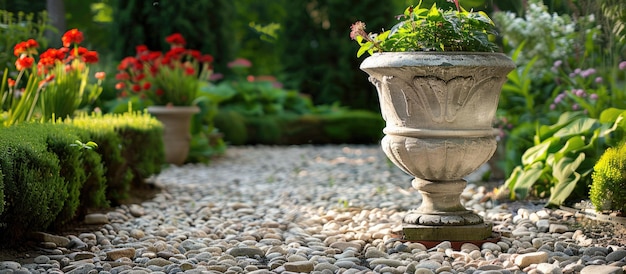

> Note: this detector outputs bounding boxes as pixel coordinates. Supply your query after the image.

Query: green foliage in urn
[590,141,626,213]
[351,0,499,57]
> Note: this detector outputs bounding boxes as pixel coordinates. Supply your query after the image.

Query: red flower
[118,57,137,70]
[184,67,195,76]
[134,73,146,82]
[7,78,15,87]
[143,82,151,90]
[136,45,149,54]
[13,42,28,57]
[25,39,38,48]
[165,47,186,60]
[199,54,214,63]
[116,72,130,81]
[95,71,106,80]
[15,56,34,71]
[132,84,142,93]
[165,33,186,46]
[155,89,164,96]
[188,50,201,59]
[81,51,99,63]
[40,48,66,61]
[62,29,84,47]
[39,74,56,88]
[115,82,126,90]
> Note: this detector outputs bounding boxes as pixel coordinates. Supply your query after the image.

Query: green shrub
[590,142,626,213]
[0,170,4,216]
[213,110,248,145]
[321,110,384,144]
[67,111,163,204]
[68,116,131,203]
[216,110,384,145]
[0,125,66,240]
[43,124,108,225]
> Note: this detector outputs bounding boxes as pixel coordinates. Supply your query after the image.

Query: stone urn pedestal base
[401,178,492,241]
[403,223,492,242]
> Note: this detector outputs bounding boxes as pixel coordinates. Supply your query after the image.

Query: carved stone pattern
[403,211,485,226]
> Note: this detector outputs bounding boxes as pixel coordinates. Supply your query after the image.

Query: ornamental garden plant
[1,29,105,125]
[115,33,214,107]
[350,0,499,56]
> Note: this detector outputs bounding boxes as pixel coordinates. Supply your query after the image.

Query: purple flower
[620,61,626,70]
[553,60,563,68]
[569,72,577,78]
[580,68,596,78]
[595,77,603,83]
[590,93,599,100]
[574,68,582,74]
[554,93,564,103]
[572,104,580,111]
[574,89,586,97]
[550,104,556,110]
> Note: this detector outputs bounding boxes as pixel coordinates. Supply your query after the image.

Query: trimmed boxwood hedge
[0,111,164,243]
[215,109,385,145]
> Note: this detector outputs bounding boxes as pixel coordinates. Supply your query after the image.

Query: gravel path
[1,145,625,274]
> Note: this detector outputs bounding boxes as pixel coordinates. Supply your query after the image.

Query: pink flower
[350,21,368,40]
[590,93,599,100]
[580,68,596,78]
[619,61,626,70]
[227,58,252,68]
[595,77,603,83]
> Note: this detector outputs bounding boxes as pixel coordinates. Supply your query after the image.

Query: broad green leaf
[552,153,585,183]
[553,117,598,138]
[537,112,585,140]
[513,162,545,199]
[599,108,626,123]
[378,30,390,40]
[521,140,552,166]
[552,136,586,163]
[357,43,371,57]
[548,172,580,206]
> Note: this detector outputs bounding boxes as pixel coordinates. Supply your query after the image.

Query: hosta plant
[505,108,626,206]
[350,0,499,57]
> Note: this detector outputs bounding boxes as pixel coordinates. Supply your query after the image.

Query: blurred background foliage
[0,0,623,115]
[2,0,604,111]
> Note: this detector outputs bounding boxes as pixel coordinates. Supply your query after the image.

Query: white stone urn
[360,52,515,241]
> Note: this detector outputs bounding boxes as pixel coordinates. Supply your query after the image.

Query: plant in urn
[351,0,515,241]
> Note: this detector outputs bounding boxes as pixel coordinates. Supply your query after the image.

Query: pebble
[0,146,623,273]
[607,250,626,262]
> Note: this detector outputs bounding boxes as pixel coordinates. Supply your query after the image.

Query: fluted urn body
[360,52,515,241]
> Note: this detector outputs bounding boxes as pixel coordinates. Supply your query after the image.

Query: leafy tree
[279,0,397,111]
